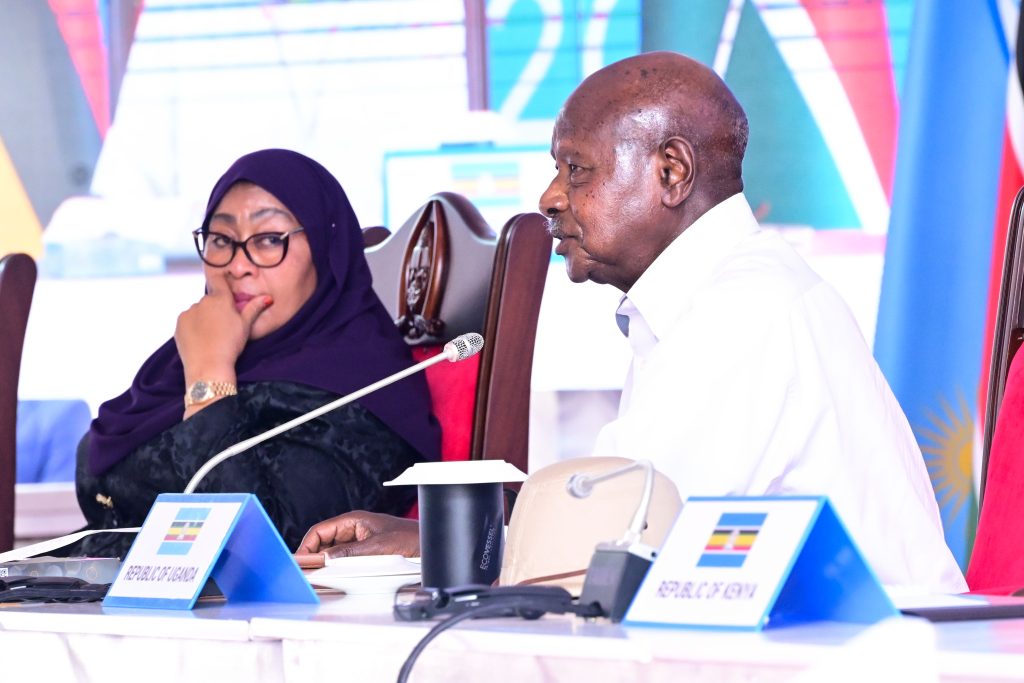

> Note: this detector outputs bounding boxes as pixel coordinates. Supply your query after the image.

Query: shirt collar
[616,194,760,347]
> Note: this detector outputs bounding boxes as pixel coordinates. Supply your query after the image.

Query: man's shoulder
[701,230,825,309]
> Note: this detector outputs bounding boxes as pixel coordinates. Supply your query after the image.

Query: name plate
[624,496,896,630]
[103,493,318,609]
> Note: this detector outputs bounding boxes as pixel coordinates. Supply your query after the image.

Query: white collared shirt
[593,194,966,593]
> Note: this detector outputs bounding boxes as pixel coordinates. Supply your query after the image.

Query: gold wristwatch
[185,379,238,408]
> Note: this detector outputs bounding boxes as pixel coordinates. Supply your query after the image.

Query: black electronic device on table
[393,583,601,622]
[900,593,1024,622]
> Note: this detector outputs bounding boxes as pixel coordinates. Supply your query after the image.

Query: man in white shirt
[300,51,966,593]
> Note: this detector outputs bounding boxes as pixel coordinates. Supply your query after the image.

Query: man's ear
[659,137,694,208]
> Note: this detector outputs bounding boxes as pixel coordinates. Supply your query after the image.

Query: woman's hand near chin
[175,288,273,417]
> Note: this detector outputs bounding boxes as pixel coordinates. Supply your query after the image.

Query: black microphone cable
[396,602,518,683]
[394,585,602,683]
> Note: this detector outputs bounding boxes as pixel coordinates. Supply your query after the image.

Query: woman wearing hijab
[73,149,440,556]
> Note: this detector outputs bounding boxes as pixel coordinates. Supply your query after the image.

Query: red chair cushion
[403,345,480,519]
[968,350,1024,593]
[412,344,479,461]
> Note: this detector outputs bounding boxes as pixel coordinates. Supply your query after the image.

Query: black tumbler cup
[417,481,504,589]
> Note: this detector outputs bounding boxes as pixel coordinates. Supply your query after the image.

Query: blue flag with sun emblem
[874,3,1017,569]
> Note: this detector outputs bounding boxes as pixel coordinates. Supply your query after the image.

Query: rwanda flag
[875,2,1020,569]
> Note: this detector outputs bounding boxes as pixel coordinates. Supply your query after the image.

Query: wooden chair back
[982,186,1024,502]
[364,193,551,475]
[0,253,37,551]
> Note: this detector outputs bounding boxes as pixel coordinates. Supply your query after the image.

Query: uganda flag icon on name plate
[697,512,767,569]
[158,507,211,556]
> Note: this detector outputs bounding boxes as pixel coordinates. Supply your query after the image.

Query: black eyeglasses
[192,227,305,268]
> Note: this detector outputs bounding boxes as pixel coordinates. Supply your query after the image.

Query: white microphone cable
[183,332,484,494]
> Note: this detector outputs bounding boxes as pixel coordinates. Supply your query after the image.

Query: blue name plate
[624,496,896,630]
[103,493,318,609]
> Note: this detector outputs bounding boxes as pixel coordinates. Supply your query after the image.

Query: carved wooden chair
[968,186,1024,592]
[0,253,37,552]
[364,192,552,477]
[981,186,1024,502]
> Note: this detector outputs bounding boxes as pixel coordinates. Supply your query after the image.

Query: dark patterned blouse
[71,381,422,557]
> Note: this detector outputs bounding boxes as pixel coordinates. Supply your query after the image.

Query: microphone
[569,459,659,622]
[183,332,484,494]
[444,332,484,361]
[567,459,655,547]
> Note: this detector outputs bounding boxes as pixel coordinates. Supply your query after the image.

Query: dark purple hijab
[87,149,440,475]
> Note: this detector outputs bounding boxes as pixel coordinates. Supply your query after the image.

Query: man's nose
[539,179,567,216]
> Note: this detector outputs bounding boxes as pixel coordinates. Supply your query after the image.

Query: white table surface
[2,591,1024,682]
